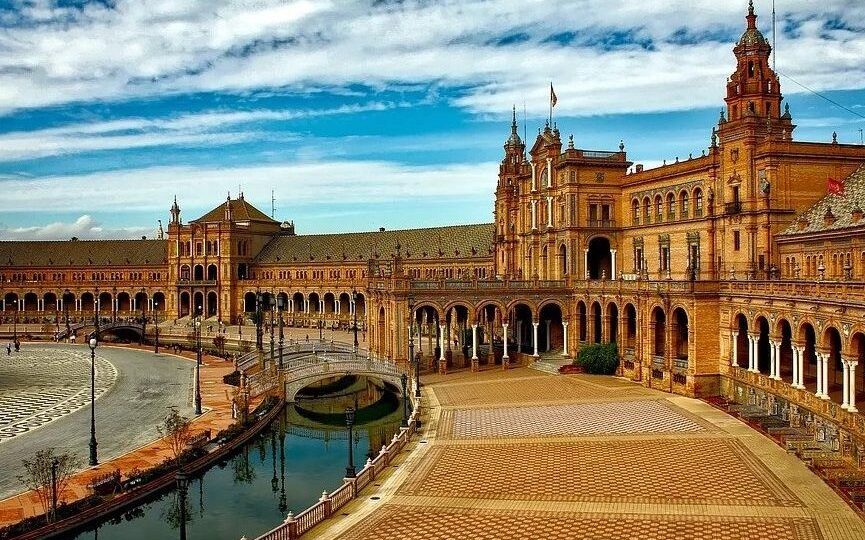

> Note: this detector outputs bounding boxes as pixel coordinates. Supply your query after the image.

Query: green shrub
[575,343,619,375]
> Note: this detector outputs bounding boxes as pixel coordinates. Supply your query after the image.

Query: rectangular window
[733,231,740,251]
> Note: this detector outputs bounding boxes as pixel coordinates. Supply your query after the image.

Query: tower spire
[746,0,757,29]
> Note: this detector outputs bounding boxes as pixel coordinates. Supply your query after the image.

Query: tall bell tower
[494,107,525,278]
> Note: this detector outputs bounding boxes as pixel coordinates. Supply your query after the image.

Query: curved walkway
[0,345,246,527]
[308,367,865,540]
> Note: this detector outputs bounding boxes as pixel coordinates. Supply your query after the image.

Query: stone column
[747,335,756,372]
[731,331,738,367]
[562,321,569,357]
[516,320,522,352]
[502,323,509,368]
[795,346,805,389]
[610,249,617,280]
[821,353,830,400]
[439,323,447,374]
[546,196,553,227]
[842,359,850,410]
[769,341,778,379]
[531,200,538,230]
[545,157,552,188]
[530,161,537,192]
[471,324,478,360]
[545,320,551,352]
[849,360,859,413]
[532,322,540,358]
[584,249,589,279]
[815,353,824,398]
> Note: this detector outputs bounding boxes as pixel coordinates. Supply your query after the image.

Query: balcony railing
[176,279,217,287]
[725,201,742,215]
[587,219,616,229]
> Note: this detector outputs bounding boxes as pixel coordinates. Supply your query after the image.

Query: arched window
[643,197,651,223]
[680,191,689,217]
[632,199,639,224]
[666,193,675,220]
[654,195,663,222]
[180,265,190,280]
[693,188,703,217]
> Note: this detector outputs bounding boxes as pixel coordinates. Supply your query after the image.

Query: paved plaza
[0,344,193,499]
[309,368,865,540]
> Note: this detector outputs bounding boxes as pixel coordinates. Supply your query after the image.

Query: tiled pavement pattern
[338,506,823,540]
[0,347,116,441]
[399,438,801,506]
[445,400,706,439]
[311,368,865,540]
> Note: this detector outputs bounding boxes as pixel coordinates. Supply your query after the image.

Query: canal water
[70,377,404,540]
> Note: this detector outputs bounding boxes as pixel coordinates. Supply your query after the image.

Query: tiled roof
[192,197,276,223]
[0,239,167,267]
[255,223,494,264]
[780,165,865,236]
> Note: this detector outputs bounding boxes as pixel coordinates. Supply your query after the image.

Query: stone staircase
[530,350,572,375]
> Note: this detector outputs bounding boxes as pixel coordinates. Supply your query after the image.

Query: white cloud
[0,159,498,217]
[0,101,402,161]
[0,1,863,117]
[0,215,154,240]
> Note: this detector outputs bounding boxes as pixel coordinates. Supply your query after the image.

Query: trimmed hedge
[575,343,619,375]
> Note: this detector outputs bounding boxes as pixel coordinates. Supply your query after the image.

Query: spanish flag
[550,83,557,108]
[828,177,844,195]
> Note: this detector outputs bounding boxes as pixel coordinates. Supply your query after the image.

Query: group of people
[6,339,20,355]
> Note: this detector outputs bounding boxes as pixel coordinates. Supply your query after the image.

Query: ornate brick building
[3,2,865,453]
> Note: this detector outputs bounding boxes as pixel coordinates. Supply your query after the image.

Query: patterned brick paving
[0,347,116,441]
[398,438,801,507]
[444,400,707,439]
[334,506,823,540]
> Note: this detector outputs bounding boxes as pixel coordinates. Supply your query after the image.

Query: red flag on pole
[828,177,844,195]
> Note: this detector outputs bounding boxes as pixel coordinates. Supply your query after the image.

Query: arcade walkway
[309,367,865,540]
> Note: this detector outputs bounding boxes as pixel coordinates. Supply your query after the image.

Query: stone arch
[732,313,749,367]
[193,264,204,281]
[43,292,58,311]
[651,306,666,357]
[558,243,567,277]
[509,302,534,356]
[152,292,165,312]
[23,292,38,312]
[292,292,305,313]
[207,264,217,280]
[776,318,794,383]
[577,300,587,342]
[672,307,688,362]
[586,236,612,280]
[98,291,112,315]
[502,299,533,318]
[590,301,602,343]
[754,315,770,374]
[117,291,131,313]
[180,291,191,317]
[80,292,95,313]
[623,303,637,350]
[192,291,204,316]
[538,302,564,353]
[180,264,190,281]
[851,332,865,408]
[822,325,844,404]
[3,292,18,311]
[207,291,217,317]
[606,302,619,345]
[679,189,690,217]
[323,292,336,314]
[308,292,321,314]
[243,292,257,313]
[631,198,640,225]
[665,191,675,219]
[355,293,367,319]
[443,300,475,320]
[796,321,818,394]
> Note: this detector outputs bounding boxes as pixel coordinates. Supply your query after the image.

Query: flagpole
[549,82,553,126]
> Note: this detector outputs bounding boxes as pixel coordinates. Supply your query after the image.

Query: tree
[159,407,192,468]
[17,448,82,523]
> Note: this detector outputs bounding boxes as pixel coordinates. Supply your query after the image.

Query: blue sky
[0,0,864,239]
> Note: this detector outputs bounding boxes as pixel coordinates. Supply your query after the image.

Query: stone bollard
[471,358,479,372]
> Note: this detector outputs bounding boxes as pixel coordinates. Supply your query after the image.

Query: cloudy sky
[0,0,864,239]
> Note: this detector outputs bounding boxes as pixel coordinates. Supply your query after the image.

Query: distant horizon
[1,0,864,240]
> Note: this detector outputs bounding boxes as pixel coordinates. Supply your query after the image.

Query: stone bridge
[246,349,409,402]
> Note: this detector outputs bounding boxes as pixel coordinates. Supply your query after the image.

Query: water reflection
[71,378,403,540]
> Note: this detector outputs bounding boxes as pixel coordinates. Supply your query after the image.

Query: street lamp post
[269,296,276,367]
[401,373,409,427]
[88,334,99,466]
[12,303,17,342]
[111,286,116,323]
[351,289,359,354]
[194,306,202,415]
[154,301,160,354]
[175,471,189,540]
[140,288,146,346]
[255,291,263,351]
[344,407,356,478]
[277,296,284,370]
[408,296,419,398]
[63,289,71,338]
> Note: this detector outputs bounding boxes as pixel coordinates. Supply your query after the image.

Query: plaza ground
[308,367,865,540]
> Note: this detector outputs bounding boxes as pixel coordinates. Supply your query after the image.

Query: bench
[187,429,212,449]
[88,470,121,496]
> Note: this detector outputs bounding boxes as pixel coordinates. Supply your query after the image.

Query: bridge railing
[254,401,421,540]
